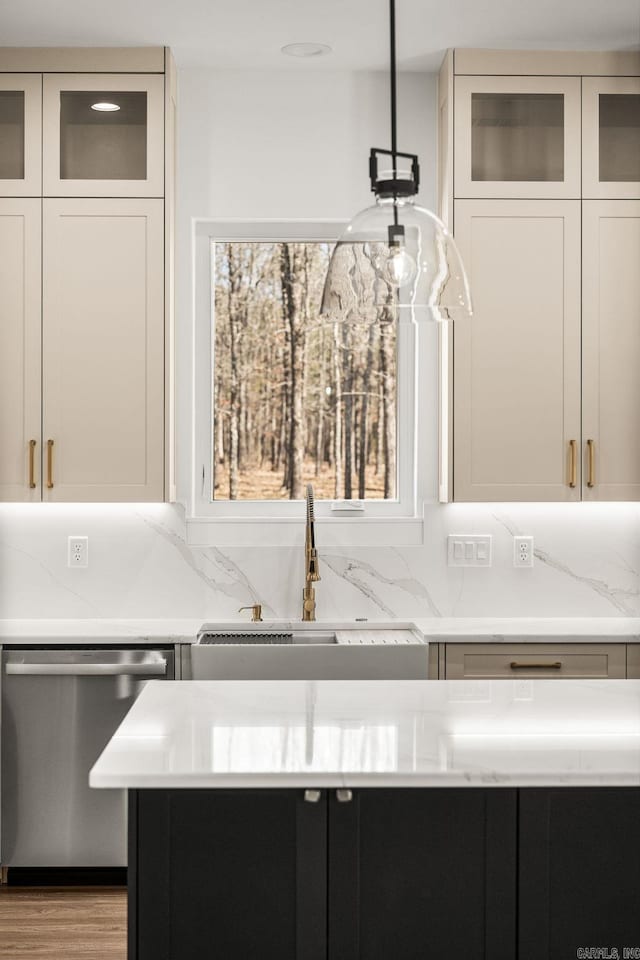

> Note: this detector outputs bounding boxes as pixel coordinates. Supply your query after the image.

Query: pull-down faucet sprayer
[302,484,320,621]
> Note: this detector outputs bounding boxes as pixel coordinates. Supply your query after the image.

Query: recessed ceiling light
[281,42,332,58]
[91,101,121,112]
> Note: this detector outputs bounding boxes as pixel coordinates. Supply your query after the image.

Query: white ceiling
[1,0,639,71]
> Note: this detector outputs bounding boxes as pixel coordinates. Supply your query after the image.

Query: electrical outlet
[513,536,534,568]
[447,535,492,567]
[68,536,89,568]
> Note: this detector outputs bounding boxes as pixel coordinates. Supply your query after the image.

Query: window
[192,221,422,540]
[212,239,397,502]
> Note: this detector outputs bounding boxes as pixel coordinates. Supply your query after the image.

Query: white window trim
[188,218,426,547]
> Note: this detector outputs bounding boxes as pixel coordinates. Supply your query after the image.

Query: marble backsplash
[1,501,639,620]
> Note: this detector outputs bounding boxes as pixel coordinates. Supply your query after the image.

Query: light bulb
[91,102,120,112]
[382,247,417,288]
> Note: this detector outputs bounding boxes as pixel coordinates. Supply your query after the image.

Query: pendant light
[320,0,472,324]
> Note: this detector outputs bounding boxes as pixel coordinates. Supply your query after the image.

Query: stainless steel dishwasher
[1,646,174,870]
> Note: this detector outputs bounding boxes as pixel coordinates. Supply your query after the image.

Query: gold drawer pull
[28,439,37,489]
[568,439,577,488]
[46,439,54,489]
[510,661,562,670]
[587,438,595,488]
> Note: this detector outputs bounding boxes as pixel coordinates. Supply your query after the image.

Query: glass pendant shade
[320,195,473,324]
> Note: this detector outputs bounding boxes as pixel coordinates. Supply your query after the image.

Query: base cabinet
[130,788,517,960]
[327,788,516,960]
[131,787,640,960]
[519,789,640,959]
[131,789,327,960]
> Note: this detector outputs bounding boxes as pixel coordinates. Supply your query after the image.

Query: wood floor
[0,887,126,959]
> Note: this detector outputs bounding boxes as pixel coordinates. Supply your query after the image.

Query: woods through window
[212,240,398,501]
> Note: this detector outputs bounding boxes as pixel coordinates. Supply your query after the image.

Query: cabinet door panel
[0,74,41,197]
[43,198,164,501]
[582,201,640,500]
[454,76,581,199]
[519,788,640,959]
[583,78,640,199]
[43,74,164,197]
[453,200,581,501]
[0,199,41,501]
[328,788,516,960]
[131,789,327,960]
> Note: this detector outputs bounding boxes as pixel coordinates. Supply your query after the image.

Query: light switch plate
[447,535,492,567]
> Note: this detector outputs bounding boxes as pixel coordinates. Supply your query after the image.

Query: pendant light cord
[389,0,399,226]
[389,0,397,160]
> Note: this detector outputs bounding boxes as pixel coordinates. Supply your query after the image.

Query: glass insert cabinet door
[454,76,581,199]
[42,74,164,197]
[582,77,640,199]
[0,75,42,196]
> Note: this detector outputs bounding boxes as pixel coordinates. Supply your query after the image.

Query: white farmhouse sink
[188,621,428,681]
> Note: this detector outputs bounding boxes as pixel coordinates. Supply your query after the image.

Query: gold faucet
[302,484,320,621]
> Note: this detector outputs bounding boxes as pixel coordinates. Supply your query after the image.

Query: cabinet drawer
[445,643,626,679]
[627,645,640,678]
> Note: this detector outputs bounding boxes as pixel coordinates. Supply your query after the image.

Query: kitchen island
[91,679,640,960]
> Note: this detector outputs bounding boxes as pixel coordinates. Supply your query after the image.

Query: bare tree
[227,243,241,500]
[358,324,375,499]
[213,240,396,502]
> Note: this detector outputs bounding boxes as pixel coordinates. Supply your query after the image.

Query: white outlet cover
[513,536,534,568]
[68,535,89,568]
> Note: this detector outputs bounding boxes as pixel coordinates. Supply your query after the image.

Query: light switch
[447,535,492,567]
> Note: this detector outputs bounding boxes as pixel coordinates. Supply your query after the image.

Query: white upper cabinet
[0,48,173,503]
[0,199,41,501]
[582,201,640,500]
[440,51,640,503]
[454,76,581,199]
[43,74,164,197]
[0,75,42,196]
[42,199,165,502]
[453,200,581,502]
[582,78,640,199]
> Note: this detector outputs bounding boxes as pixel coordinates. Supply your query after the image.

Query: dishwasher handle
[5,660,167,677]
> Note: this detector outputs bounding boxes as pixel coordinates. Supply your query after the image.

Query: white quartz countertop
[2,617,640,645]
[90,678,640,789]
[412,617,640,642]
[0,619,204,644]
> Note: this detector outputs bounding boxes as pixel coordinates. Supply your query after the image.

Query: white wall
[175,67,436,505]
[1,66,639,622]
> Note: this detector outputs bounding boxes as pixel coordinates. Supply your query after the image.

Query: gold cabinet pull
[28,439,37,489]
[587,439,595,488]
[568,439,577,488]
[510,661,562,670]
[46,439,54,489]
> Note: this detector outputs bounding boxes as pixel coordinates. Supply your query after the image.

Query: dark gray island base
[128,787,640,960]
